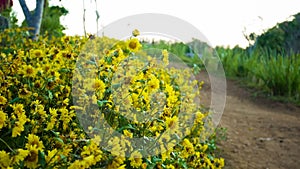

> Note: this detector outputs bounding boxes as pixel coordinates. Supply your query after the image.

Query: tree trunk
[18,0,44,40]
[0,15,9,31]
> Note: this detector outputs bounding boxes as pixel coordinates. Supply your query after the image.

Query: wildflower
[24,145,39,169]
[18,87,32,99]
[166,164,175,169]
[59,108,72,131]
[33,80,43,89]
[129,151,143,168]
[31,49,43,58]
[126,38,142,52]
[11,105,27,137]
[162,49,169,65]
[195,111,204,124]
[20,65,37,78]
[0,150,10,168]
[11,103,25,116]
[123,129,133,138]
[181,138,195,158]
[118,164,127,169]
[45,149,58,164]
[0,95,7,105]
[132,29,140,37]
[25,134,45,150]
[216,158,225,168]
[165,116,178,130]
[12,149,29,165]
[0,110,7,129]
[147,76,160,93]
[108,156,126,169]
[93,78,106,92]
[46,108,58,130]
[12,120,25,137]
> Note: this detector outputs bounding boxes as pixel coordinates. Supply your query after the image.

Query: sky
[12,0,300,48]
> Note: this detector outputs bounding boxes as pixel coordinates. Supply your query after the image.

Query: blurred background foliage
[0,0,67,38]
[20,0,68,38]
[217,12,300,105]
[246,12,300,54]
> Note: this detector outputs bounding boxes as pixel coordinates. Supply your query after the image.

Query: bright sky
[12,0,300,48]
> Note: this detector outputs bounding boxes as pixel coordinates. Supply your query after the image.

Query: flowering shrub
[0,28,224,169]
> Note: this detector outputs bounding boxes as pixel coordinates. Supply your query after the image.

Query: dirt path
[198,70,300,169]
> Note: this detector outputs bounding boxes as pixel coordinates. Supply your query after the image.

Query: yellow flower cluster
[0,28,224,168]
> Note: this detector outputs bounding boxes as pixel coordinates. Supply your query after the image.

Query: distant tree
[0,15,9,30]
[18,0,45,39]
[21,1,68,38]
[40,5,68,37]
[247,12,300,54]
[0,0,13,30]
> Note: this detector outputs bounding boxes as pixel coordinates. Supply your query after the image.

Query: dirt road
[199,70,300,169]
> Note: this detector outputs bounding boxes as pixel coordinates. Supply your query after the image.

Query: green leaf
[151,156,162,163]
[38,151,46,168]
[59,68,70,73]
[97,100,109,107]
[55,137,64,144]
[112,83,121,89]
[48,90,53,100]
[50,130,60,137]
[178,158,188,169]
[9,97,20,104]
[60,154,67,163]
[117,125,135,132]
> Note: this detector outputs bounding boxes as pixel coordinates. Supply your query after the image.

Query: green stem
[0,138,15,153]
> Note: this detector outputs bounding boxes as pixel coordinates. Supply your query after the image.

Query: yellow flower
[108,156,126,169]
[10,103,28,137]
[181,138,195,158]
[24,145,39,169]
[89,78,106,92]
[12,114,27,137]
[0,110,7,129]
[83,155,96,168]
[166,164,175,169]
[59,108,72,131]
[147,76,160,93]
[0,95,7,105]
[126,38,142,52]
[31,49,43,58]
[118,164,126,169]
[201,144,208,152]
[12,121,25,137]
[46,108,58,130]
[26,134,45,150]
[165,116,178,130]
[18,87,32,99]
[132,29,140,37]
[12,149,29,165]
[123,129,133,138]
[129,151,143,168]
[195,111,204,124]
[162,49,169,65]
[0,150,10,168]
[20,65,37,78]
[11,103,25,116]
[216,158,225,168]
[45,149,58,164]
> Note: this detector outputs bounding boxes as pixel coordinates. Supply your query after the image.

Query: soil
[198,70,300,169]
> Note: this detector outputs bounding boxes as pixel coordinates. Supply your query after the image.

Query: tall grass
[216,46,300,104]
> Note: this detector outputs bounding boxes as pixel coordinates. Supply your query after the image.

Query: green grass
[141,39,300,105]
[216,46,300,105]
